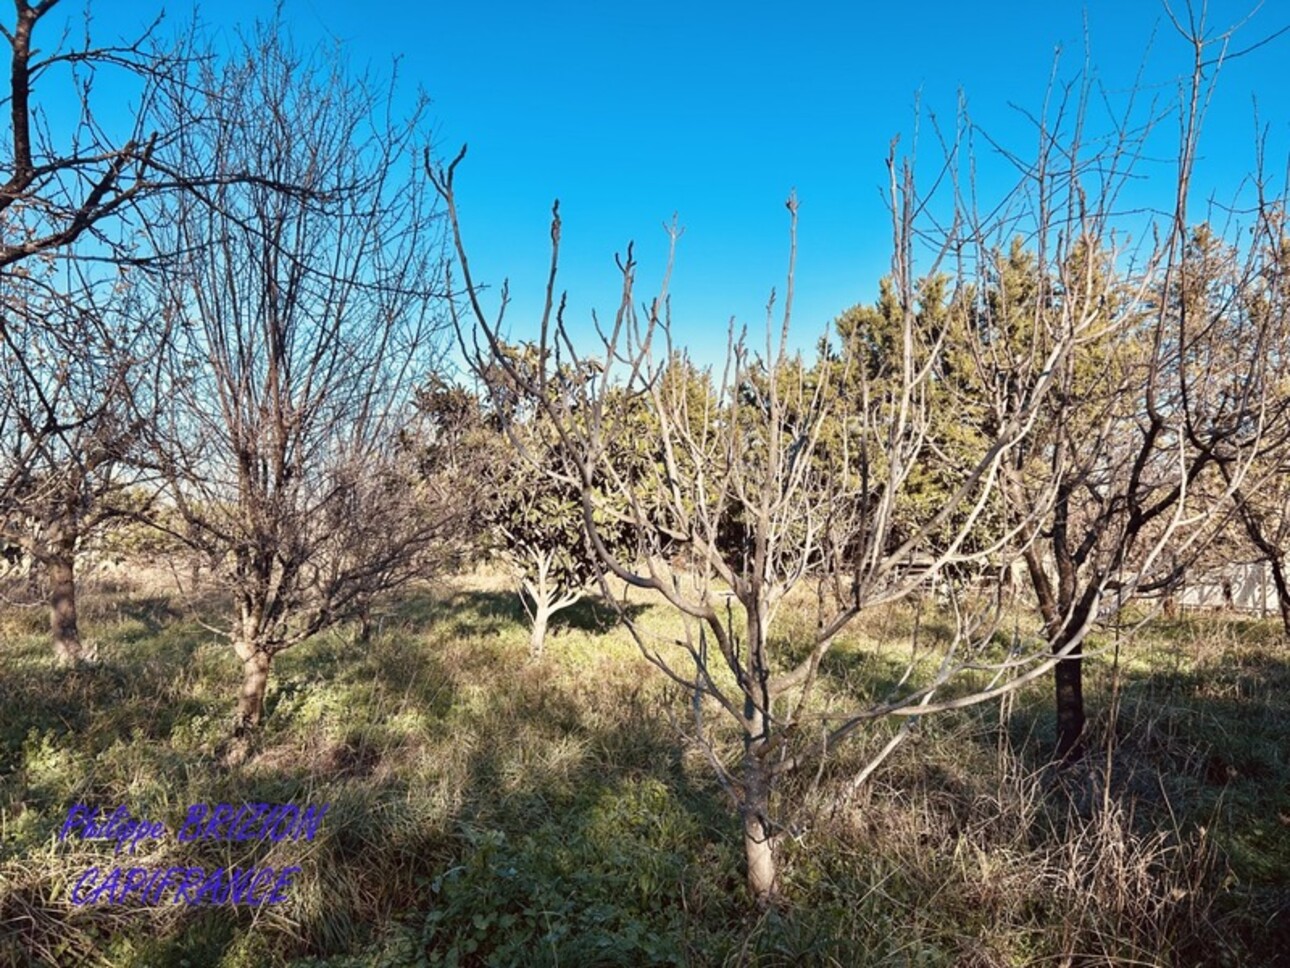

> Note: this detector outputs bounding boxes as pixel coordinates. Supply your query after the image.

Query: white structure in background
[1175,560,1281,616]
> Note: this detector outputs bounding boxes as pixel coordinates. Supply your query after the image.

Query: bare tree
[0,0,177,267]
[990,224,1290,759]
[0,2,316,663]
[1214,221,1290,633]
[971,14,1290,760]
[428,4,1290,900]
[141,22,451,745]
[430,134,1145,901]
[0,0,196,661]
[0,258,160,662]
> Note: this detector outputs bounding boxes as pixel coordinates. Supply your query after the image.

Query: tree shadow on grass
[93,593,177,630]
[802,640,937,709]
[254,600,753,963]
[377,660,743,966]
[6,578,918,967]
[374,585,522,639]
[553,594,649,635]
[375,585,649,642]
[975,642,1290,966]
[0,628,216,793]
[107,621,747,966]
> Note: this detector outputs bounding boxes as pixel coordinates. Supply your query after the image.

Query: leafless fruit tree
[1209,220,1290,635]
[432,4,1283,904]
[432,162,1101,904]
[0,259,162,662]
[0,0,196,662]
[141,23,452,741]
[975,12,1290,760]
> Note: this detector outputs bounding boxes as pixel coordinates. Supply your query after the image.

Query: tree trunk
[1053,633,1085,763]
[1024,548,1086,762]
[48,552,83,665]
[357,600,374,643]
[741,755,777,903]
[521,558,581,658]
[529,600,551,657]
[1052,588,1098,764]
[235,648,273,734]
[1269,556,1290,637]
[26,556,40,601]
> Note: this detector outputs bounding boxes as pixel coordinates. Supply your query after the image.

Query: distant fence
[998,557,1283,619]
[1171,560,1281,616]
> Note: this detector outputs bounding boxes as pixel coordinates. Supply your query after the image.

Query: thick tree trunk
[1025,539,1091,764]
[742,755,777,903]
[1052,589,1098,763]
[235,648,273,734]
[48,552,83,666]
[1053,634,1085,762]
[739,594,779,904]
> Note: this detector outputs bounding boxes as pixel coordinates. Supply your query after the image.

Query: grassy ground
[0,571,1286,966]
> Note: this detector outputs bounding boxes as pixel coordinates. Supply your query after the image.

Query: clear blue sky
[100,1,1290,365]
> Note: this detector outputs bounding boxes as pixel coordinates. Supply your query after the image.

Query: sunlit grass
[1,571,1286,966]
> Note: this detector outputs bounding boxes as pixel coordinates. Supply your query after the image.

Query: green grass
[1,576,1287,966]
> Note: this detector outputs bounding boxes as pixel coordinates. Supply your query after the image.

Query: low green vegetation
[1,575,1286,966]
